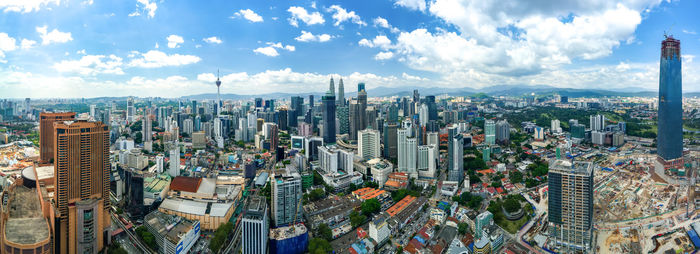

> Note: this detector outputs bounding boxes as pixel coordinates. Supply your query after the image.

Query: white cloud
[254,42,295,57]
[203,36,222,44]
[295,31,332,42]
[36,26,72,45]
[128,50,201,68]
[0,33,17,52]
[82,0,94,6]
[374,52,394,60]
[20,39,37,49]
[373,17,400,33]
[129,0,157,18]
[357,35,392,49]
[394,0,426,12]
[76,49,86,55]
[682,29,697,35]
[287,6,324,27]
[0,0,60,13]
[52,54,125,75]
[615,62,631,72]
[234,9,263,22]
[327,5,366,27]
[166,34,184,48]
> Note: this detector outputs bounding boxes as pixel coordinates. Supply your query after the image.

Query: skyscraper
[126,97,135,123]
[53,120,111,254]
[383,123,398,160]
[39,112,75,164]
[397,123,417,178]
[242,195,269,254]
[271,169,302,227]
[548,160,594,252]
[657,35,683,167]
[484,120,496,145]
[358,129,381,160]
[142,112,152,144]
[358,87,368,130]
[216,70,222,117]
[337,78,345,106]
[495,120,510,144]
[589,114,605,131]
[338,105,350,135]
[329,77,336,97]
[448,133,464,183]
[290,96,304,128]
[349,101,360,140]
[322,90,336,144]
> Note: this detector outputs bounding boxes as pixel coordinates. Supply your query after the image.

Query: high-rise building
[495,120,510,144]
[475,211,493,239]
[126,97,135,123]
[417,145,436,179]
[290,96,304,128]
[448,132,464,183]
[424,95,438,121]
[447,125,457,172]
[358,82,365,93]
[551,119,562,134]
[358,87,368,130]
[657,35,684,167]
[571,123,586,139]
[484,120,496,145]
[337,106,349,135]
[322,90,336,144]
[413,89,420,103]
[548,160,594,252]
[24,97,31,114]
[53,120,111,254]
[337,78,345,106]
[142,112,152,143]
[348,102,360,140]
[39,112,76,164]
[318,145,354,174]
[382,123,398,160]
[271,169,302,227]
[397,125,417,178]
[427,132,439,158]
[589,114,605,131]
[242,195,269,254]
[358,129,381,160]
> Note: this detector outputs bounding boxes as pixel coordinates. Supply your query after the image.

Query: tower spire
[216,69,222,117]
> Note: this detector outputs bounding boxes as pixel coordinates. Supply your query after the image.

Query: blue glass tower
[657,36,683,164]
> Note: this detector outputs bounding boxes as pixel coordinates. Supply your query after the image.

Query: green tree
[349,210,367,228]
[107,242,128,254]
[308,238,332,254]
[361,198,381,217]
[510,171,523,183]
[209,222,234,253]
[317,223,333,241]
[135,226,157,250]
[458,223,469,235]
[503,198,521,213]
[309,188,325,201]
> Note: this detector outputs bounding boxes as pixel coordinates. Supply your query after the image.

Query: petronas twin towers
[328,77,345,106]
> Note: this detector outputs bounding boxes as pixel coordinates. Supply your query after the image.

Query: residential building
[271,169,302,227]
[358,129,381,160]
[548,160,594,252]
[242,195,269,254]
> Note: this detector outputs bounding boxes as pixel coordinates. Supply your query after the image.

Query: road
[111,212,154,254]
[516,187,546,254]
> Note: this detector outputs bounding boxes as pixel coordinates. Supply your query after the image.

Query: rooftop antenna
[664,23,675,39]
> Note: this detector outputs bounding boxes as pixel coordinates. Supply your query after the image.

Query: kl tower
[216,70,222,117]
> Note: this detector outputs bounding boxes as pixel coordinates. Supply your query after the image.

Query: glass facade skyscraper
[657,36,683,166]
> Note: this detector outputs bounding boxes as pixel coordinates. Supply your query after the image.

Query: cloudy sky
[0,0,699,98]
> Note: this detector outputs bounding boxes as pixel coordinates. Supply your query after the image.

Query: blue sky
[0,0,698,98]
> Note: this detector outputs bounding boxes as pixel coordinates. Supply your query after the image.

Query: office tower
[308,94,314,110]
[419,104,429,126]
[413,89,419,103]
[168,140,179,177]
[24,97,31,114]
[101,109,111,125]
[278,108,288,131]
[290,96,304,128]
[548,160,594,252]
[271,170,302,227]
[484,120,495,145]
[424,95,437,121]
[242,195,269,254]
[322,90,336,144]
[255,98,263,108]
[551,119,562,133]
[383,123,398,160]
[358,85,368,127]
[657,35,684,167]
[366,107,378,130]
[328,77,336,97]
[142,112,152,143]
[53,120,111,254]
[589,114,605,131]
[126,97,135,123]
[90,104,96,118]
[39,112,75,164]
[417,145,436,178]
[397,127,417,178]
[387,104,398,124]
[447,125,457,173]
[319,145,354,174]
[495,120,510,144]
[358,129,381,160]
[571,123,586,139]
[182,118,193,135]
[448,133,464,183]
[348,102,360,140]
[337,78,345,106]
[358,82,365,93]
[194,115,201,132]
[305,137,324,162]
[337,106,349,135]
[427,132,439,158]
[475,211,494,239]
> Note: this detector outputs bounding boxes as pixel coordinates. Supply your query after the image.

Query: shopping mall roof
[4,186,50,245]
[170,176,201,193]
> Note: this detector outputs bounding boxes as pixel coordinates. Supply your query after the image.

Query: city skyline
[1,0,700,98]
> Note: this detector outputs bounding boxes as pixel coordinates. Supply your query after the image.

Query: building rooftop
[144,174,171,193]
[386,195,416,217]
[144,210,197,245]
[549,160,594,176]
[197,177,216,195]
[170,176,202,193]
[4,185,50,245]
[269,223,307,240]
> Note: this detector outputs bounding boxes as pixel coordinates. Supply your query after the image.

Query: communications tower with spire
[216,69,222,117]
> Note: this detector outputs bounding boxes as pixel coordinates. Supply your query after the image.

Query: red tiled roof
[170,176,202,193]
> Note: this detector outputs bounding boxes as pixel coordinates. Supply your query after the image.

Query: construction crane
[290,190,305,231]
